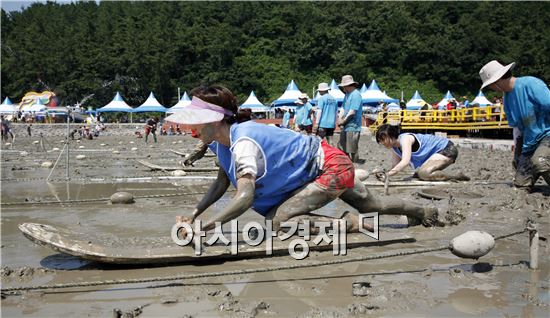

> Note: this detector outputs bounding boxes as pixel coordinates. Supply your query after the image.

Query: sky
[0,0,86,12]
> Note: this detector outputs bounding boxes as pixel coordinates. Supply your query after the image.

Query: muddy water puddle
[1,181,211,203]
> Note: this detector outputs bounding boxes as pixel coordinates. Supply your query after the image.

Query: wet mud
[1,124,549,317]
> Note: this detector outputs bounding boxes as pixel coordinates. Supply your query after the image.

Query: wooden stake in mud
[527,220,539,270]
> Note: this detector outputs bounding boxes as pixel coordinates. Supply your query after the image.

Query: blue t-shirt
[296,102,313,126]
[318,93,338,129]
[503,76,550,154]
[342,89,363,132]
[282,112,291,128]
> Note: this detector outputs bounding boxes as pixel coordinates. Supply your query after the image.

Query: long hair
[190,85,251,124]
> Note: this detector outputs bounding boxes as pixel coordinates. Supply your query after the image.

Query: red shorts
[314,140,355,193]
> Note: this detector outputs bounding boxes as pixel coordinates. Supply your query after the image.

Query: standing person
[294,94,313,134]
[281,108,291,129]
[375,124,469,181]
[315,82,338,146]
[479,60,550,189]
[166,85,441,236]
[337,75,363,162]
[144,117,158,143]
[26,123,32,137]
[0,115,14,142]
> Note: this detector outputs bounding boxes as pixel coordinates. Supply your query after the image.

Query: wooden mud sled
[19,223,415,265]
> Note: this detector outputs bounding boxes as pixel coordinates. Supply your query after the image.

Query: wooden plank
[19,223,415,265]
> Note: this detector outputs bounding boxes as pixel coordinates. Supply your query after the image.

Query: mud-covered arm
[184,140,208,166]
[189,167,230,221]
[201,174,255,232]
[388,135,414,176]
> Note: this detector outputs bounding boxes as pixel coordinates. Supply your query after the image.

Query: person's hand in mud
[175,216,193,240]
[371,168,386,181]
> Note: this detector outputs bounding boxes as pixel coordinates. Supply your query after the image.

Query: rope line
[0,174,215,182]
[0,228,527,293]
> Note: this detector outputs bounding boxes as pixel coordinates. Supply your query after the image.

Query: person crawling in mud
[166,85,442,236]
[375,124,470,182]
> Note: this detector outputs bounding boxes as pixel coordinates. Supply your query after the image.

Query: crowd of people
[165,60,548,240]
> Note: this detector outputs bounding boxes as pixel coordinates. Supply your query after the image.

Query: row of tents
[0,79,495,116]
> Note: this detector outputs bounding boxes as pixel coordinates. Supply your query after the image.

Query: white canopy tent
[471,91,493,107]
[437,90,455,107]
[97,92,133,112]
[361,79,398,105]
[133,92,167,113]
[271,80,302,108]
[239,91,271,113]
[405,91,426,110]
[0,97,17,115]
[360,83,368,94]
[97,92,134,122]
[167,91,191,114]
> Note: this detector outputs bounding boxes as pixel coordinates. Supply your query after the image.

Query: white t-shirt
[233,139,265,179]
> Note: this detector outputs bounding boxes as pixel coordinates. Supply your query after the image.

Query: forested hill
[1,1,548,108]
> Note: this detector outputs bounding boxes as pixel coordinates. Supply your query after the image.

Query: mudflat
[1,123,548,317]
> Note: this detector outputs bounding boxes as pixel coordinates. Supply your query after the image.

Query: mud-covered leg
[514,152,535,191]
[531,136,550,185]
[286,211,365,234]
[340,177,442,226]
[265,183,338,232]
[417,155,469,181]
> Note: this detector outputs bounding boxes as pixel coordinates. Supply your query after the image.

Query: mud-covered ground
[1,123,549,317]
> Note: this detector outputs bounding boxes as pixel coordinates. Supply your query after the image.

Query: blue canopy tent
[405,91,426,110]
[271,80,302,109]
[97,92,134,122]
[361,80,398,106]
[240,91,271,113]
[471,91,493,107]
[133,92,167,113]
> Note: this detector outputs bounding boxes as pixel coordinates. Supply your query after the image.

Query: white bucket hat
[299,93,309,100]
[164,96,233,125]
[479,60,516,89]
[317,82,330,91]
[338,75,359,87]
